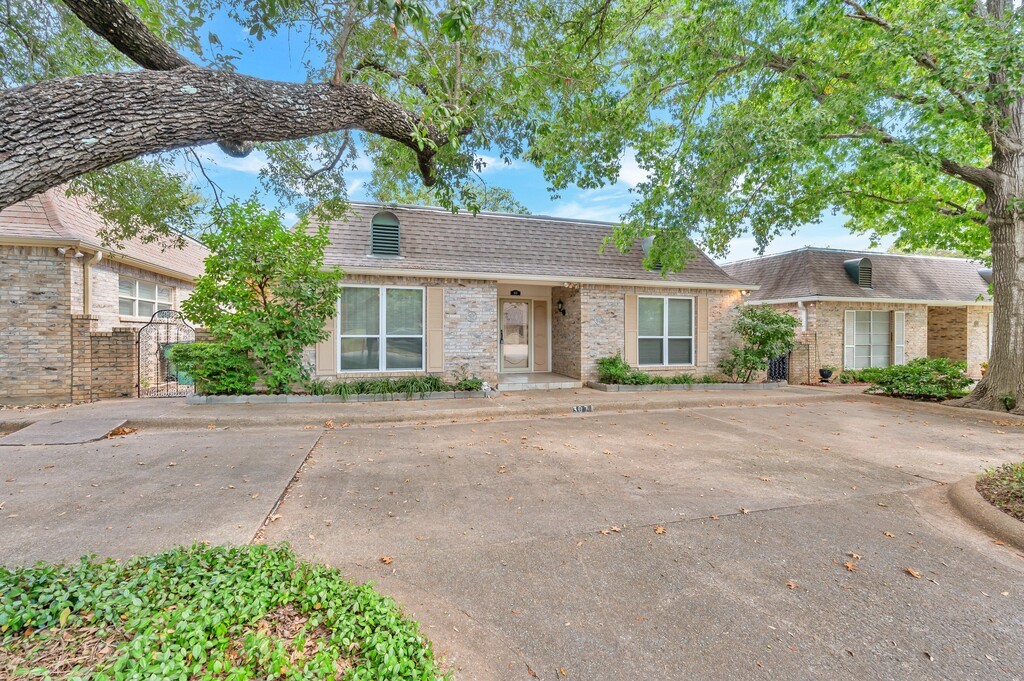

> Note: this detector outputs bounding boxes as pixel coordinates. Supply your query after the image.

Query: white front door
[500,299,531,372]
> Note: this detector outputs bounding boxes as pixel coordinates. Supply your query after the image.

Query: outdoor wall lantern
[556,299,566,316]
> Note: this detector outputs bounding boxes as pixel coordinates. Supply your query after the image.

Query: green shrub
[168,343,257,395]
[595,354,657,384]
[698,373,720,384]
[863,357,972,400]
[453,376,484,391]
[0,544,444,679]
[717,305,800,383]
[670,374,696,384]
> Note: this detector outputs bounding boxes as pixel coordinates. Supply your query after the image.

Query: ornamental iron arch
[137,310,196,397]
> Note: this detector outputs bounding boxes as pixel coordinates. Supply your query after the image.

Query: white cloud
[618,149,650,187]
[474,154,524,174]
[195,146,270,175]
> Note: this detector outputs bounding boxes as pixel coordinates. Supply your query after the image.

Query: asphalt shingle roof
[0,191,208,280]
[721,248,991,303]
[318,203,747,288]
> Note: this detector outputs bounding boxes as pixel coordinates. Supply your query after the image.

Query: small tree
[718,305,800,383]
[183,199,343,393]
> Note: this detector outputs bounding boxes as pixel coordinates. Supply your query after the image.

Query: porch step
[497,379,583,392]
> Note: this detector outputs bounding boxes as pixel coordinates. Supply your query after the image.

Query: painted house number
[572,405,593,413]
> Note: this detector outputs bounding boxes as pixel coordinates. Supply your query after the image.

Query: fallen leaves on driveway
[904,567,922,579]
[654,526,666,535]
[785,580,799,589]
[843,561,859,572]
[883,531,895,538]
[379,556,393,565]
[107,426,135,438]
[848,552,862,559]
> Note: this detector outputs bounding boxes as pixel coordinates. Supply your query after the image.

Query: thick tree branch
[0,69,445,210]
[841,189,987,224]
[60,0,190,71]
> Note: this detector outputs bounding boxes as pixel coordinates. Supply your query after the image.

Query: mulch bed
[977,470,1024,523]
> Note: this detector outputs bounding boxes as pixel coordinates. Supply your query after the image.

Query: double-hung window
[637,296,694,366]
[338,286,424,372]
[119,276,172,318]
[847,310,891,368]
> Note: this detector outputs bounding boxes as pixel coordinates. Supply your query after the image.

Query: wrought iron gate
[767,352,790,382]
[137,310,196,397]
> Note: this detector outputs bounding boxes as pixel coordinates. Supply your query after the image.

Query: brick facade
[89,258,194,331]
[551,286,582,378]
[965,305,992,378]
[927,306,968,362]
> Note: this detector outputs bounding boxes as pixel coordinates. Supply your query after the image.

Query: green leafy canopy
[182,198,344,393]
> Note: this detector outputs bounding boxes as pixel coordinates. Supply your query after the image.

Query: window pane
[668,338,693,364]
[872,311,890,325]
[667,299,693,336]
[856,311,871,323]
[386,289,423,335]
[137,281,156,301]
[119,298,134,316]
[871,351,890,368]
[157,287,172,303]
[118,277,135,297]
[638,298,664,336]
[871,332,889,346]
[855,332,870,345]
[340,288,379,335]
[340,337,379,371]
[157,303,172,311]
[386,337,423,370]
[137,300,155,318]
[638,338,664,365]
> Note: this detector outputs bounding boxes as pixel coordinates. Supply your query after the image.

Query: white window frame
[637,295,696,367]
[336,285,425,373]
[118,275,173,318]
[844,310,893,369]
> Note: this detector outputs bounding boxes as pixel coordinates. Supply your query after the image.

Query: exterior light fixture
[556,299,566,316]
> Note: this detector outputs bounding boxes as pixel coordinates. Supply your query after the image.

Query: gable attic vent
[640,235,663,270]
[979,268,994,284]
[370,211,401,257]
[843,257,873,288]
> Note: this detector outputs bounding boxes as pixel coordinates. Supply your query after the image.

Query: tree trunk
[0,68,442,209]
[950,195,1024,414]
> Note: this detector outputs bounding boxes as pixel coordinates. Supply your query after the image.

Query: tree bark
[0,68,441,209]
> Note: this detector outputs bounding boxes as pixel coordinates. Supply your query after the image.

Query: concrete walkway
[0,415,127,446]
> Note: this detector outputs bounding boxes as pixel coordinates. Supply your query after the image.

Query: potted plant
[819,364,837,382]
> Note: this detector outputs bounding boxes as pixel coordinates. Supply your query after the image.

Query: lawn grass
[0,544,446,680]
[977,462,1024,523]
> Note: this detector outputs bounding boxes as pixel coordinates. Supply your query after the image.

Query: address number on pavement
[572,405,593,413]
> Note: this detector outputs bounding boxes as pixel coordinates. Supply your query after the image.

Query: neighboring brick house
[0,190,207,404]
[721,248,993,382]
[308,203,754,389]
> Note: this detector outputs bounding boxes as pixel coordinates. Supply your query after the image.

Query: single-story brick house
[0,190,208,404]
[721,248,993,382]
[307,203,755,389]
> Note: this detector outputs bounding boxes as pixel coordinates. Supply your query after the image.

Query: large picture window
[851,310,890,369]
[119,276,172,318]
[338,286,424,372]
[637,296,694,366]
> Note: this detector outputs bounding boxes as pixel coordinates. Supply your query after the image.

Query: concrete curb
[948,475,1024,553]
[186,390,492,405]
[587,381,787,392]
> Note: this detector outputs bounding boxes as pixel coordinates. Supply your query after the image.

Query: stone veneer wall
[0,246,73,403]
[307,274,499,383]
[965,305,992,378]
[550,286,582,378]
[578,284,743,382]
[927,306,968,361]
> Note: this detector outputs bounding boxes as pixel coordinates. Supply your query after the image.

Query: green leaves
[182,198,344,394]
[862,356,973,399]
[168,343,257,395]
[0,545,446,679]
[718,305,800,383]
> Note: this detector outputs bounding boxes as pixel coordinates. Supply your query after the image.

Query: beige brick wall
[89,259,194,331]
[0,246,73,404]
[966,305,992,378]
[551,286,582,378]
[578,284,743,381]
[927,306,968,361]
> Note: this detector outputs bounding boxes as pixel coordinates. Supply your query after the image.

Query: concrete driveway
[264,398,1024,680]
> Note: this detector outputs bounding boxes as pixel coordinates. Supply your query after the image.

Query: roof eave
[746,295,992,306]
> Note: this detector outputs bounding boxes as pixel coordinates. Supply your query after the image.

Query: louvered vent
[370,211,401,257]
[843,257,873,288]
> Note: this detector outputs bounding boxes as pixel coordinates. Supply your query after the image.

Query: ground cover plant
[306,375,484,398]
[0,544,445,680]
[977,462,1024,523]
[861,357,973,400]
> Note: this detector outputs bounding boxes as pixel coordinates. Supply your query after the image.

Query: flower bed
[587,381,786,392]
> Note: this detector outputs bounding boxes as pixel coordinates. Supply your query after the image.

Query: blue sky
[188,17,895,264]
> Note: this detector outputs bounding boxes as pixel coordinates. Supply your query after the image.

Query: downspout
[82,250,102,314]
[796,300,808,332]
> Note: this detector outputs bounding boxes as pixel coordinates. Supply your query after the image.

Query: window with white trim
[850,310,890,369]
[637,296,694,366]
[118,276,172,318]
[338,286,424,372]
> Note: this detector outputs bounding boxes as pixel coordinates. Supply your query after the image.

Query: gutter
[338,266,760,292]
[1,237,199,283]
[746,295,993,307]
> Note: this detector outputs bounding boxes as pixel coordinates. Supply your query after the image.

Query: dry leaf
[848,552,862,559]
[599,529,611,536]
[379,555,393,565]
[527,665,538,677]
[740,507,750,514]
[610,526,621,533]
[710,515,720,520]
[759,477,771,482]
[785,581,798,589]
[843,561,858,572]
[883,531,895,538]
[559,668,567,677]
[904,567,922,579]
[325,419,335,429]
[993,539,1006,546]
[654,526,666,535]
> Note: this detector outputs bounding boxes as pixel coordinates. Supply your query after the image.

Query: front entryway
[500,299,532,372]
